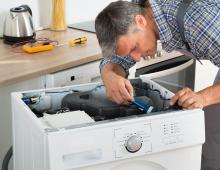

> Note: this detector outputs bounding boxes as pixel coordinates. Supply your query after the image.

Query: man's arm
[101,63,134,104]
[199,83,220,106]
[171,83,220,109]
[172,8,220,109]
[99,55,136,104]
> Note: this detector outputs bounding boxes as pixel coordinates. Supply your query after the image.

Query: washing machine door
[111,160,166,170]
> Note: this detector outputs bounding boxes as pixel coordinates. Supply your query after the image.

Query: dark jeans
[201,69,220,170]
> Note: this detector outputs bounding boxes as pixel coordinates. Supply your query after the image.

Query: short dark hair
[95,0,149,58]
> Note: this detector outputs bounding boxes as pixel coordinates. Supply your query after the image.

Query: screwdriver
[56,36,87,47]
[22,36,87,53]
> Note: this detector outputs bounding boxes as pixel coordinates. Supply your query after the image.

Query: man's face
[116,18,158,62]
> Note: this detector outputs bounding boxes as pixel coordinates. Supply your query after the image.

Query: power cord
[2,146,12,170]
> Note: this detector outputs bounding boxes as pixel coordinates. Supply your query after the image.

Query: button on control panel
[125,135,143,153]
[162,122,184,145]
[114,123,152,158]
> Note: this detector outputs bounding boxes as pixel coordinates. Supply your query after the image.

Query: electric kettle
[3,5,35,44]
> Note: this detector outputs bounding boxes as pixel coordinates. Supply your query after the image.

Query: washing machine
[11,78,205,170]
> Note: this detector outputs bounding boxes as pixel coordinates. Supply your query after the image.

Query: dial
[125,135,142,153]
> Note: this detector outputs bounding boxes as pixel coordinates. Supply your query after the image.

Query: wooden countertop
[0,29,102,87]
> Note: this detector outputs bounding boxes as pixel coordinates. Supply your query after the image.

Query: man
[95,0,220,169]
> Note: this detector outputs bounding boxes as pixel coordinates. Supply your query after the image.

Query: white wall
[194,60,219,91]
[0,0,116,37]
[66,0,117,24]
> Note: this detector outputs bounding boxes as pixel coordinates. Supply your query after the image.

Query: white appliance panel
[11,78,205,170]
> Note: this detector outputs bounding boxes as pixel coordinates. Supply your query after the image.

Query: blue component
[22,97,31,104]
[132,98,156,113]
[22,97,38,105]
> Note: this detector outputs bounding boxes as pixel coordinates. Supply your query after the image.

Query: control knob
[125,135,142,153]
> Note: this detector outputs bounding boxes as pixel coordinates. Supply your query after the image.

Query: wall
[194,60,219,91]
[0,0,116,37]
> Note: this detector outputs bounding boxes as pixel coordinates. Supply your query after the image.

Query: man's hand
[101,64,133,104]
[104,74,133,104]
[170,87,205,109]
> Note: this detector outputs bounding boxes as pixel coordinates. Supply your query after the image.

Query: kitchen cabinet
[0,76,46,170]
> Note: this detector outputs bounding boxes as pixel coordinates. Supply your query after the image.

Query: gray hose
[2,146,12,170]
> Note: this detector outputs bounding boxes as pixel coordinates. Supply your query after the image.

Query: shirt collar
[149,0,173,44]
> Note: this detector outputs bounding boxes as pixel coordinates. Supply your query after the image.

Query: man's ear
[134,15,147,28]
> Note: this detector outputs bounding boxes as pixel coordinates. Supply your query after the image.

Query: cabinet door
[0,75,46,170]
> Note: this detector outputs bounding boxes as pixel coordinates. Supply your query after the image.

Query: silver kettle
[3,5,35,44]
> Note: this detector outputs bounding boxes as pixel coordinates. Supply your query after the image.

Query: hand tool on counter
[56,36,87,47]
[22,36,87,53]
[22,41,54,53]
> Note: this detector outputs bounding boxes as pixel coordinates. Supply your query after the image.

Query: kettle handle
[19,5,32,16]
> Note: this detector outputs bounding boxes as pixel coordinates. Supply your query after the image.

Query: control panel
[161,122,184,145]
[114,123,152,158]
[113,116,188,160]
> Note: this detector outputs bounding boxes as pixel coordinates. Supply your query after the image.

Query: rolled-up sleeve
[99,55,136,75]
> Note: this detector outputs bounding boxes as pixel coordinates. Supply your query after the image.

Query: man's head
[95,0,159,62]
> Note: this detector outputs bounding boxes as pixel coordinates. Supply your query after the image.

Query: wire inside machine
[22,79,181,122]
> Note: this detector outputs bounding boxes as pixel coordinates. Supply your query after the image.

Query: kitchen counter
[0,28,102,87]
